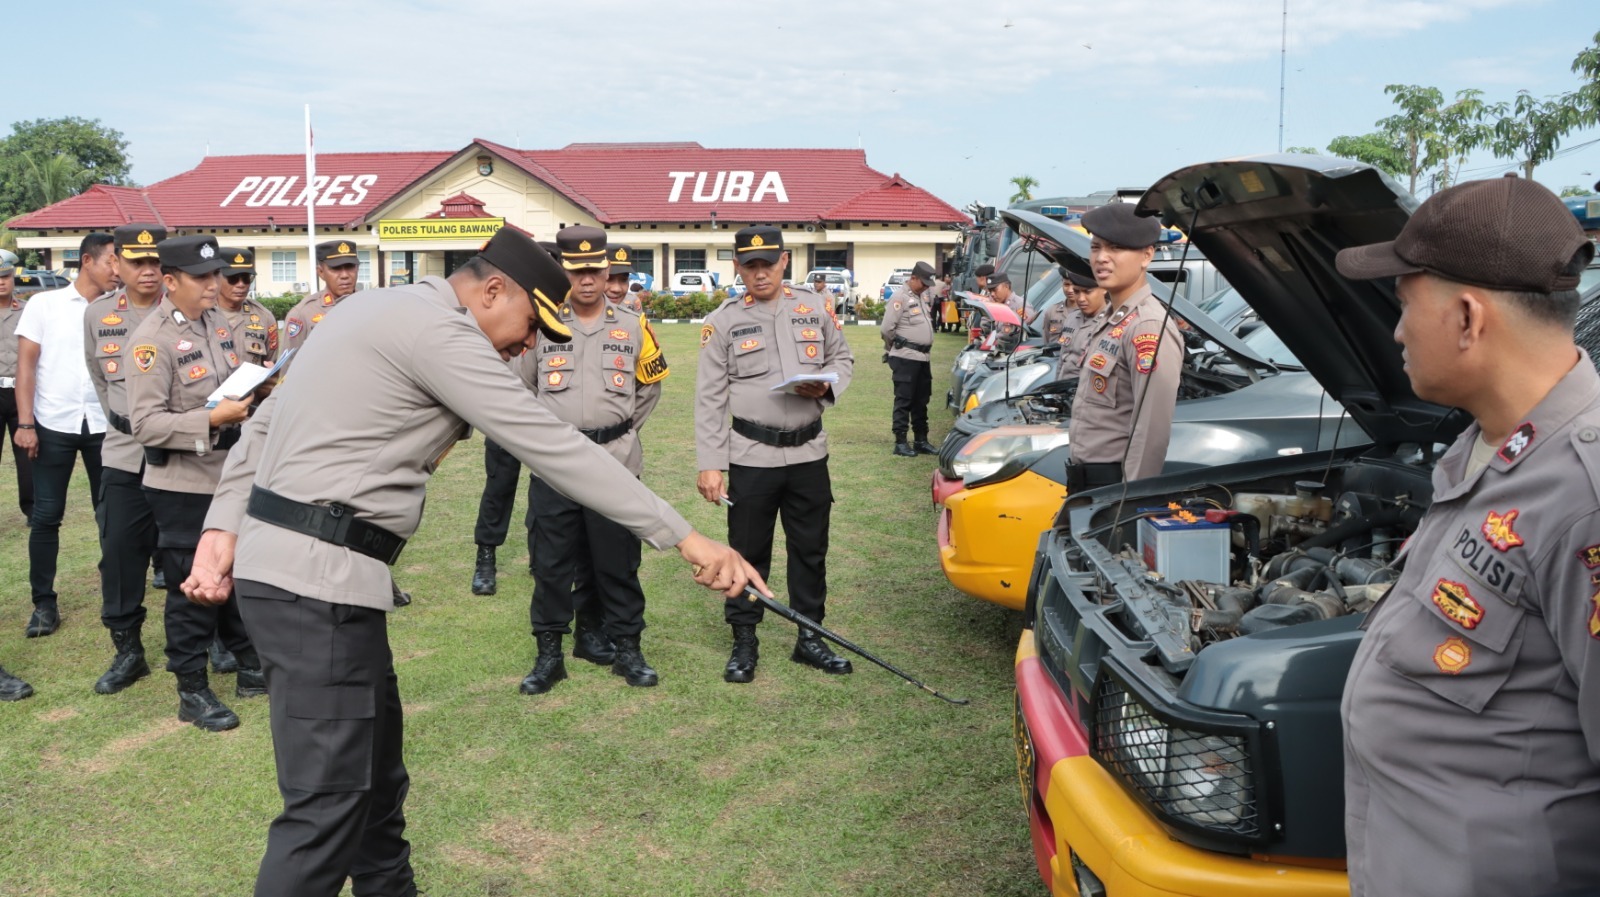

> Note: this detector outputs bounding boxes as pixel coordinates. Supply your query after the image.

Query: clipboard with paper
[769,371,839,395]
[206,348,296,407]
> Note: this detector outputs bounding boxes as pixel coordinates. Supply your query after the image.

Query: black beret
[1082,202,1160,249]
[974,263,996,278]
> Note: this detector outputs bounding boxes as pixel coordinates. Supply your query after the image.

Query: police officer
[282,239,358,353]
[880,260,938,457]
[518,226,670,694]
[696,225,855,683]
[182,226,765,897]
[1049,265,1107,383]
[1064,203,1182,490]
[84,223,170,694]
[0,256,34,520]
[126,234,264,731]
[1337,176,1600,897]
[973,262,994,294]
[605,243,645,313]
[216,248,279,366]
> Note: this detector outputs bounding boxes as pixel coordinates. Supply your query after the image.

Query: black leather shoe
[25,602,59,638]
[724,624,759,683]
[792,628,853,675]
[892,442,916,458]
[572,626,616,666]
[151,566,167,591]
[95,627,152,694]
[235,667,268,698]
[915,439,940,455]
[390,579,412,608]
[209,636,239,674]
[610,635,659,687]
[470,545,497,596]
[176,673,240,732]
[519,632,568,695]
[0,666,33,701]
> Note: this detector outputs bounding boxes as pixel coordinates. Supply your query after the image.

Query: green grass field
[0,323,1040,896]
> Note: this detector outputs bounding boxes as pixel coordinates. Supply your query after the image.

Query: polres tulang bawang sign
[220,174,380,208]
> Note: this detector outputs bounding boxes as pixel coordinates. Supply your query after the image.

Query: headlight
[955,352,984,373]
[1091,668,1263,841]
[951,425,1069,481]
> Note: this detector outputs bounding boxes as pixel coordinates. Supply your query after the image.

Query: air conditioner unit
[804,224,817,233]
[355,282,370,291]
[293,282,309,292]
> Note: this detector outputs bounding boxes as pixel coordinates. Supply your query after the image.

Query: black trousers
[0,387,34,520]
[96,467,158,630]
[888,357,932,441]
[29,421,102,606]
[238,582,414,897]
[144,486,253,675]
[724,459,832,626]
[472,439,522,547]
[527,476,644,637]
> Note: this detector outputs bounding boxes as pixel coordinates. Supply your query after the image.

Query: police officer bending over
[126,235,264,731]
[1337,175,1600,897]
[696,225,855,683]
[518,226,670,694]
[183,228,765,897]
[1064,203,1182,490]
[880,260,939,457]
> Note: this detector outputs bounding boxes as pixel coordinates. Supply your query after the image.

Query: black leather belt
[732,416,822,448]
[107,409,132,435]
[892,337,933,353]
[1065,461,1124,493]
[580,421,630,445]
[246,485,407,565]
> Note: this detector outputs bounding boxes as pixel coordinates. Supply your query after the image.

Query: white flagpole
[304,104,316,294]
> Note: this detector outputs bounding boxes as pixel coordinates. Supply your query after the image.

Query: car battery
[1138,511,1230,583]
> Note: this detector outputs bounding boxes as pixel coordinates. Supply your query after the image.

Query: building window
[63,249,80,267]
[674,249,706,273]
[630,248,655,280]
[716,249,735,261]
[271,251,297,283]
[357,250,372,286]
[814,249,848,270]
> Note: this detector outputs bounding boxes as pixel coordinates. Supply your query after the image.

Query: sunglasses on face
[225,273,254,285]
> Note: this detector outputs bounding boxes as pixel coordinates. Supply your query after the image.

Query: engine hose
[1197,586,1256,632]
[1298,505,1414,552]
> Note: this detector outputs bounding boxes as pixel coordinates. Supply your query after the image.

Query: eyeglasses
[225,274,254,285]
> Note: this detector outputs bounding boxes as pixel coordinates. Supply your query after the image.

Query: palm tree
[1008,175,1038,204]
[21,152,93,209]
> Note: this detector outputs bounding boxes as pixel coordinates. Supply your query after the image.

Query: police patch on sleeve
[1133,333,1160,374]
[699,323,715,349]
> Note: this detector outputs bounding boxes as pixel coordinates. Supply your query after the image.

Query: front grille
[1091,672,1263,841]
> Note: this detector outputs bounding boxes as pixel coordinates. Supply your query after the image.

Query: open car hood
[1000,209,1274,370]
[1136,154,1468,447]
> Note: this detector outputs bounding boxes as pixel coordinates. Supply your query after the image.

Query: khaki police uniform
[1066,284,1182,484]
[696,284,854,626]
[125,296,257,677]
[1053,307,1098,380]
[205,267,691,895]
[84,288,164,632]
[880,283,936,446]
[221,297,279,366]
[0,288,33,518]
[1344,356,1600,896]
[282,289,343,355]
[517,300,666,639]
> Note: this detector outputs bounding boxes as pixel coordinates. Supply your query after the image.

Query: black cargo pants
[724,458,832,626]
[888,356,932,442]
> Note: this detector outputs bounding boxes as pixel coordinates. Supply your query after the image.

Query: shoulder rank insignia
[1497,422,1535,463]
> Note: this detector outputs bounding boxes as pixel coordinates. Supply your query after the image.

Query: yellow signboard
[377,217,504,241]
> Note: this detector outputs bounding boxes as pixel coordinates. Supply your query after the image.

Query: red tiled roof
[13,142,967,231]
[821,173,968,223]
[425,192,491,218]
[11,151,451,230]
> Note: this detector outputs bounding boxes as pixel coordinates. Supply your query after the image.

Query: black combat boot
[519,632,568,695]
[232,647,267,698]
[792,627,853,675]
[95,627,152,694]
[610,635,659,687]
[209,635,239,674]
[176,671,240,732]
[25,601,59,638]
[151,558,166,592]
[391,579,412,608]
[470,545,497,596]
[0,666,33,701]
[893,441,916,457]
[915,438,940,455]
[724,624,759,683]
[572,622,616,666]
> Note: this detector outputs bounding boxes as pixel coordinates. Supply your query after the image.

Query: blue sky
[17,0,1600,208]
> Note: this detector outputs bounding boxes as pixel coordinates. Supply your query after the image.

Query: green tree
[1325,132,1410,177]
[1377,84,1444,194]
[19,152,94,209]
[0,116,132,219]
[1489,90,1586,179]
[1433,89,1493,189]
[1560,184,1593,198]
[1285,146,1320,154]
[1008,175,1038,203]
[1571,29,1600,124]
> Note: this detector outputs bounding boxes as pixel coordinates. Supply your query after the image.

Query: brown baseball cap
[1337,174,1593,292]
